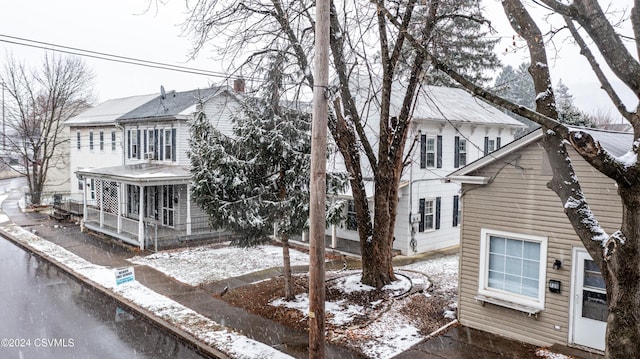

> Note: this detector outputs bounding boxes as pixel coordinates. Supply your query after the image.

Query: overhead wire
[0,34,240,80]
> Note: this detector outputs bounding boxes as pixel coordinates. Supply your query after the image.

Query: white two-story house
[74,86,242,250]
[331,83,527,255]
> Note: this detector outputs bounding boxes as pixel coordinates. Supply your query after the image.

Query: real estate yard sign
[115,267,135,285]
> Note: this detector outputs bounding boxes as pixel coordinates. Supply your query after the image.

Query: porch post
[138,185,145,250]
[117,183,122,234]
[99,180,104,228]
[82,177,88,219]
[186,183,192,235]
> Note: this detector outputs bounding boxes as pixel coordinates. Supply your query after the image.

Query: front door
[162,185,174,227]
[571,248,606,351]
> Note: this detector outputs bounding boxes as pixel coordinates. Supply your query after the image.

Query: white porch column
[186,183,192,235]
[331,224,337,249]
[138,185,145,250]
[99,180,104,228]
[117,183,123,234]
[82,178,88,219]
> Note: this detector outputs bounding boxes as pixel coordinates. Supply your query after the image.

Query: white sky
[0,0,636,119]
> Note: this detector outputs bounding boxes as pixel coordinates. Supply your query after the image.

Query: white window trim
[478,228,547,310]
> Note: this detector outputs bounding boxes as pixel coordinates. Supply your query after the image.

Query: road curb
[0,226,229,359]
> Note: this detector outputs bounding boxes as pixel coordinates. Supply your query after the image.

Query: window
[89,179,95,200]
[130,129,140,159]
[99,131,104,151]
[127,185,140,216]
[147,129,155,157]
[111,131,116,151]
[419,199,433,232]
[479,229,547,309]
[76,131,81,150]
[89,132,94,150]
[346,200,357,231]
[484,137,495,154]
[420,134,441,168]
[164,129,172,160]
[454,137,467,168]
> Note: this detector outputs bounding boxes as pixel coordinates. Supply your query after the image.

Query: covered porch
[76,163,215,250]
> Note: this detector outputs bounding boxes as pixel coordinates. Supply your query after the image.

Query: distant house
[65,94,158,207]
[447,127,631,352]
[329,83,526,255]
[73,86,242,250]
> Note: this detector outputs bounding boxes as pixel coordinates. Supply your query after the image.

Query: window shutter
[172,128,177,162]
[159,130,164,160]
[454,136,460,168]
[420,134,426,168]
[419,199,425,232]
[144,130,147,155]
[436,135,443,168]
[435,197,441,230]
[453,195,459,227]
[127,130,131,159]
[136,130,141,159]
[497,137,502,149]
[154,129,159,160]
[484,136,489,155]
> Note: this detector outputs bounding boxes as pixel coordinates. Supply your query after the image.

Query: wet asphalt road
[0,178,206,359]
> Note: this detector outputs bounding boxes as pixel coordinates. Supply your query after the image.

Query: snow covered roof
[447,126,634,182]
[344,75,526,128]
[402,85,526,127]
[64,94,158,127]
[76,163,191,184]
[117,86,232,122]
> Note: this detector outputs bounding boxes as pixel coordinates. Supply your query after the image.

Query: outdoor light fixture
[553,259,562,270]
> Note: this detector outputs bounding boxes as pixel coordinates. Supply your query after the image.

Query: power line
[0,34,232,79]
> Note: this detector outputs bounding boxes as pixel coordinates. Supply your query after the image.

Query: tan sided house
[446,127,632,353]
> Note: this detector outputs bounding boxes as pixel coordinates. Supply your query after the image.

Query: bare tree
[383,0,640,356]
[178,0,498,288]
[1,54,94,205]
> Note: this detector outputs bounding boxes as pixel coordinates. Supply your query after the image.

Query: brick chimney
[233,79,245,93]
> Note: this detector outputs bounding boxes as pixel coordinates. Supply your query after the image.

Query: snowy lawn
[129,243,310,286]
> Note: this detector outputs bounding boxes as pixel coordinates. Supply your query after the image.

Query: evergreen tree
[555,80,593,127]
[188,57,347,299]
[493,62,538,134]
[402,0,501,86]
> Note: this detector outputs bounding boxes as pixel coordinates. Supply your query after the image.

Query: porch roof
[76,163,191,185]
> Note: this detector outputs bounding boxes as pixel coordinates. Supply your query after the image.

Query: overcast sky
[0,0,635,119]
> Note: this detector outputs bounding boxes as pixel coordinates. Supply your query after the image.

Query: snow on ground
[0,223,293,359]
[129,244,310,286]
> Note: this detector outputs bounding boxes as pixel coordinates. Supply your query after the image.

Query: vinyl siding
[458,140,620,347]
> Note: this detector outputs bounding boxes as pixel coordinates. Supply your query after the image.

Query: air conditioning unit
[144,152,155,160]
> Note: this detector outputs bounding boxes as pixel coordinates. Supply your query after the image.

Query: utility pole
[1,82,4,151]
[308,0,329,354]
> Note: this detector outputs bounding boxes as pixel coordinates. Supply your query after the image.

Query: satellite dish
[160,85,166,100]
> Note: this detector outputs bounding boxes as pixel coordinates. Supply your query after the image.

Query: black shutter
[453,195,459,227]
[484,136,489,155]
[436,135,443,168]
[497,137,502,149]
[435,197,441,230]
[144,130,147,155]
[172,128,177,162]
[127,130,131,159]
[159,130,164,160]
[420,134,426,168]
[454,136,460,168]
[418,199,425,232]
[154,129,159,160]
[136,130,141,159]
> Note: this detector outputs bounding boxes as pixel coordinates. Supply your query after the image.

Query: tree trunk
[281,234,294,301]
[601,185,640,358]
